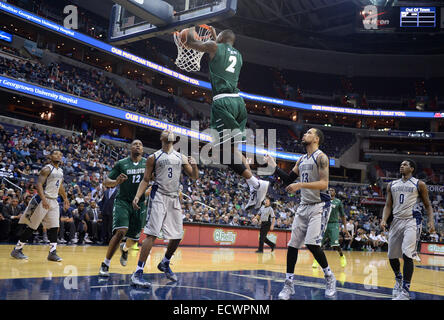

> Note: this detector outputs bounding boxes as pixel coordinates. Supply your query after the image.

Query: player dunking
[11,149,69,262]
[99,140,147,276]
[185,26,269,210]
[130,130,199,287]
[381,159,434,300]
[313,187,349,268]
[265,128,336,299]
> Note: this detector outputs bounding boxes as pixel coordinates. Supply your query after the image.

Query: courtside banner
[1,2,442,119]
[420,242,444,256]
[0,75,338,162]
[140,224,290,248]
[0,75,212,142]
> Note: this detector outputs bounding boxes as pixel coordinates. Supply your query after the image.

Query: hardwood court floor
[0,244,443,300]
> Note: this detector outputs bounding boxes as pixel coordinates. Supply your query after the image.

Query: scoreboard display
[358,5,443,32]
[400,7,436,28]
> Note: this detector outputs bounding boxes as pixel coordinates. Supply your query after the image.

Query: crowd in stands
[0,122,443,250]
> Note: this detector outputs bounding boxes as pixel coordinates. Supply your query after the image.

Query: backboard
[109,0,237,45]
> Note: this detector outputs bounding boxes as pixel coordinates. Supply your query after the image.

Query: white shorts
[288,202,331,249]
[388,218,421,259]
[19,195,60,230]
[144,191,183,240]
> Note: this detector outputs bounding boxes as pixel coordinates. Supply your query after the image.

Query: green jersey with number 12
[209,43,243,96]
[108,157,146,203]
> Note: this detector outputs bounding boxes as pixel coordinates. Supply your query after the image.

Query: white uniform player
[11,149,69,262]
[144,149,184,239]
[387,177,423,260]
[20,164,64,230]
[288,149,332,249]
[381,160,435,300]
[268,128,336,300]
[130,130,199,288]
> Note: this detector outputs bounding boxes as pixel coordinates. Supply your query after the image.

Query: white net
[174,25,213,72]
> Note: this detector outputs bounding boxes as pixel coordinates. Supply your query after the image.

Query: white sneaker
[254,180,269,209]
[245,188,258,210]
[393,288,410,300]
[84,237,93,244]
[392,278,403,298]
[325,274,337,298]
[278,279,295,300]
[412,253,421,263]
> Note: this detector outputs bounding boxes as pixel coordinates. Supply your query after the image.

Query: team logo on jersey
[213,229,237,245]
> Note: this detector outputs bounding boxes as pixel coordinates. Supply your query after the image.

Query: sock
[161,256,170,264]
[322,266,333,277]
[286,273,294,281]
[49,243,57,253]
[395,271,403,280]
[104,258,111,267]
[136,260,145,273]
[246,176,260,190]
[15,240,25,250]
[122,243,129,252]
[402,280,410,292]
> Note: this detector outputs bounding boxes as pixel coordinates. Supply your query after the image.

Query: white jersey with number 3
[153,149,183,196]
[43,164,64,199]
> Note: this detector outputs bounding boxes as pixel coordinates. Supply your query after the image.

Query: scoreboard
[400,7,436,27]
[358,5,443,32]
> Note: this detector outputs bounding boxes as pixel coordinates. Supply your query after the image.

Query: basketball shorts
[322,222,340,247]
[144,190,183,240]
[288,202,331,249]
[112,199,147,241]
[388,217,421,259]
[19,195,59,230]
[210,95,247,147]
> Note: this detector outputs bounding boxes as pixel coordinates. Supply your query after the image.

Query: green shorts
[210,96,247,146]
[112,198,147,240]
[322,222,340,247]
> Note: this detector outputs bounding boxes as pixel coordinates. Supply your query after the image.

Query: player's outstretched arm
[265,154,299,186]
[186,27,218,58]
[182,155,199,180]
[36,166,51,209]
[381,183,393,231]
[133,155,155,210]
[418,180,435,233]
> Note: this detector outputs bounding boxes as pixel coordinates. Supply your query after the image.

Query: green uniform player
[99,140,148,277]
[186,26,269,211]
[313,188,350,268]
[109,157,147,240]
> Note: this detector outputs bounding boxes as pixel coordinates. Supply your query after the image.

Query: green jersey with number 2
[108,157,146,203]
[209,43,243,96]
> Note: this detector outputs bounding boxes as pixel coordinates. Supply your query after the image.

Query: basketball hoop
[173,25,214,72]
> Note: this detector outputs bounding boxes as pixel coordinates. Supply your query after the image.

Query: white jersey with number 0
[390,177,422,220]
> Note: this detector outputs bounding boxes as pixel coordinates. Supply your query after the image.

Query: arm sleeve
[275,167,298,186]
[107,161,121,180]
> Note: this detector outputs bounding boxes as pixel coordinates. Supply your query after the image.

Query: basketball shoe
[130,271,151,288]
[11,248,28,260]
[278,279,295,300]
[99,262,110,277]
[120,243,128,266]
[392,277,403,298]
[312,259,319,268]
[47,250,62,262]
[340,255,347,267]
[393,288,410,300]
[325,274,337,298]
[158,260,178,282]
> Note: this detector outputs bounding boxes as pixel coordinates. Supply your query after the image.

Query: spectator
[59,205,76,244]
[85,200,103,244]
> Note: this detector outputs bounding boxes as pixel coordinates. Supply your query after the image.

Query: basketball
[179,28,198,45]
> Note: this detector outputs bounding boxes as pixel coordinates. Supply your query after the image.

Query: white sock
[323,266,333,277]
[246,176,260,190]
[104,258,111,267]
[49,243,57,253]
[286,273,294,281]
[15,240,25,250]
[122,243,129,252]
